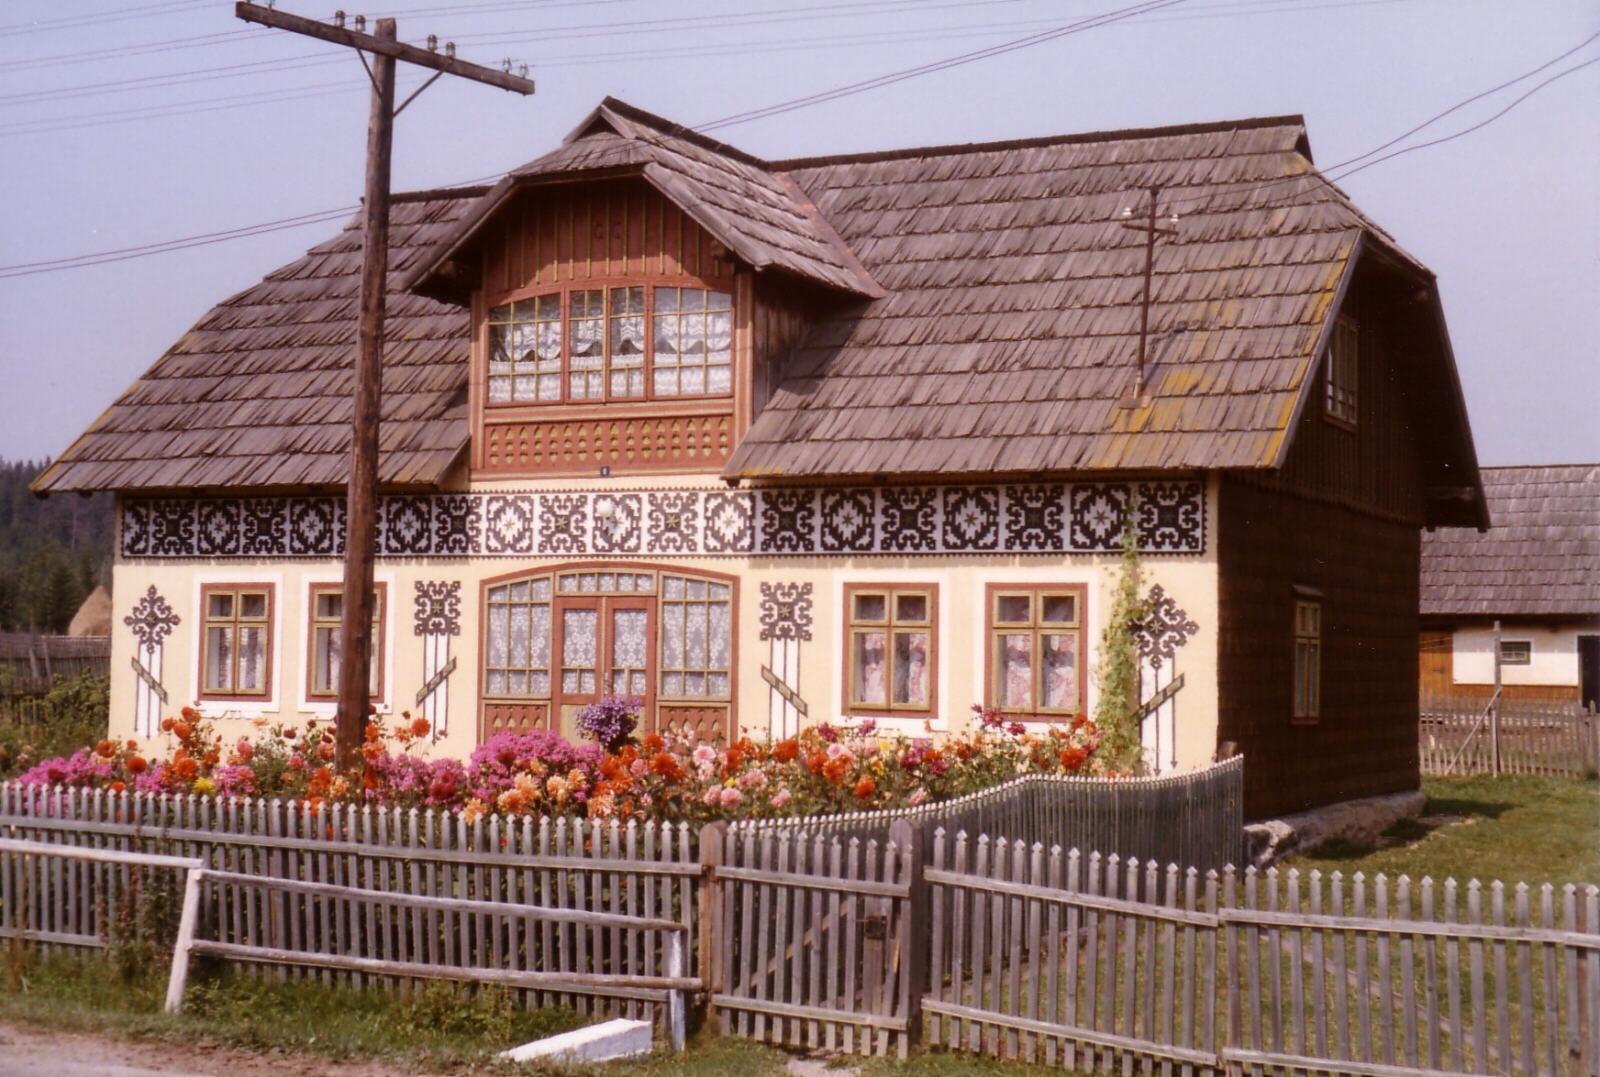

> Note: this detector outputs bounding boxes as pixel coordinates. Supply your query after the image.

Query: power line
[0,0,215,38]
[699,0,1188,130]
[1,5,1589,276]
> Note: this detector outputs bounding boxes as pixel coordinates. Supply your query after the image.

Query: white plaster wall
[1452,626,1580,687]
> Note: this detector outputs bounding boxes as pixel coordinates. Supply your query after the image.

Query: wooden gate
[702,820,924,1058]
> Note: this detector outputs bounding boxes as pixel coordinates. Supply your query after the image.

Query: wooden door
[553,595,656,738]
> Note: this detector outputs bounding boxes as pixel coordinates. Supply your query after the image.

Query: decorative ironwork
[124,586,180,649]
[759,582,814,642]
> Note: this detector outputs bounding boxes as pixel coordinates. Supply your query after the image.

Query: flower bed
[13,703,1106,825]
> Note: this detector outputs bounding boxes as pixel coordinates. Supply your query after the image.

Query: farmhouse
[34,98,1485,818]
[1420,464,1600,710]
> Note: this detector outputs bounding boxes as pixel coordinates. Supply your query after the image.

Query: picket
[1421,693,1599,778]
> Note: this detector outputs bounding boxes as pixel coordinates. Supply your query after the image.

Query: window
[306,583,385,701]
[986,584,1085,718]
[200,583,273,699]
[1323,316,1357,425]
[481,568,732,701]
[487,285,732,405]
[1498,640,1532,666]
[1293,599,1322,720]
[844,584,937,715]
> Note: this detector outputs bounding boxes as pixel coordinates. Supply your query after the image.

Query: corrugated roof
[726,118,1417,479]
[33,191,480,494]
[1421,464,1600,617]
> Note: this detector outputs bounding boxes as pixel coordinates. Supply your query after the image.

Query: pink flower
[719,787,744,809]
[908,787,928,806]
[826,742,852,762]
[692,745,717,766]
[629,758,648,778]
[857,718,877,736]
[739,768,767,790]
[702,786,722,806]
[770,787,792,809]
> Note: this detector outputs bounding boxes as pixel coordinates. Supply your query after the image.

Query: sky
[1,0,1596,470]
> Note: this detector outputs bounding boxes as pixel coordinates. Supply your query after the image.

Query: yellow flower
[193,777,217,795]
[462,798,487,825]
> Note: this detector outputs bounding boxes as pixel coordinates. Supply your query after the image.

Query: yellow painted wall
[110,478,1221,773]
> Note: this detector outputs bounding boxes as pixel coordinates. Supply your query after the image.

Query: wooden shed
[35,98,1485,819]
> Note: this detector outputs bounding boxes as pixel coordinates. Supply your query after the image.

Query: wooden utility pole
[1117,185,1178,408]
[235,3,533,769]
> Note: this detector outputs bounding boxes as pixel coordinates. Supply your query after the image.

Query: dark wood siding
[1269,275,1427,524]
[1218,474,1421,819]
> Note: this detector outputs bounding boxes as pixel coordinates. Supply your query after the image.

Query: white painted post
[164,867,207,1013]
[666,929,686,1051]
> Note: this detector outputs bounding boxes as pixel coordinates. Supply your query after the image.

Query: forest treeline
[0,460,113,633]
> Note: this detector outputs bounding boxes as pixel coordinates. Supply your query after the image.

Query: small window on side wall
[844,584,936,716]
[200,583,274,700]
[307,583,385,702]
[1323,316,1358,426]
[1293,598,1322,721]
[1498,640,1532,666]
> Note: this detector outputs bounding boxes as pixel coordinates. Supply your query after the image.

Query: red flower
[126,756,148,775]
[172,757,199,781]
[771,738,799,764]
[410,717,431,739]
[95,739,115,758]
[649,752,683,782]
[853,775,876,799]
[823,757,849,784]
[642,734,665,754]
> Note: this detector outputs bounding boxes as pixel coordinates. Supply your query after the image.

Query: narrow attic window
[1323,316,1358,426]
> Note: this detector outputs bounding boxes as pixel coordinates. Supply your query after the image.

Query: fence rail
[1421,693,1598,778]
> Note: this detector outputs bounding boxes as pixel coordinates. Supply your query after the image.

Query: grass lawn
[1282,774,1599,887]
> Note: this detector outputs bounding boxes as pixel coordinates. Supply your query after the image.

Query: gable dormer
[404,99,881,481]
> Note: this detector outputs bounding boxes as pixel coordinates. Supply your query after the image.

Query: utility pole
[235,3,533,769]
[1117,185,1178,408]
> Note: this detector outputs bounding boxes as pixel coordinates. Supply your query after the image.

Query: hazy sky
[1,0,1596,469]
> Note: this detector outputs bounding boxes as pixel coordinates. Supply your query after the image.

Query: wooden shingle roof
[406,98,883,301]
[727,118,1428,478]
[1421,464,1600,617]
[35,99,1479,509]
[34,191,480,494]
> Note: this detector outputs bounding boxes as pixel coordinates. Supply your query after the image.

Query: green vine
[1093,507,1149,773]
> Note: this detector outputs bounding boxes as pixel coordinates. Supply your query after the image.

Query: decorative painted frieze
[120,482,1205,560]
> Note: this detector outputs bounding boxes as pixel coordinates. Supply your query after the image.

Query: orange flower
[161,717,175,732]
[853,775,876,799]
[180,705,201,721]
[318,742,336,762]
[171,721,193,741]
[807,751,828,776]
[202,751,220,768]
[410,716,431,738]
[172,757,199,780]
[126,739,138,750]
[823,757,849,784]
[1059,747,1087,771]
[722,745,745,776]
[649,752,683,782]
[771,738,800,764]
[364,722,381,742]
[126,756,148,775]
[642,734,665,754]
[109,781,127,794]
[95,739,116,758]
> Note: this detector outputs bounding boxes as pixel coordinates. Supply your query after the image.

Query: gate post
[891,819,927,1051]
[698,822,727,1029]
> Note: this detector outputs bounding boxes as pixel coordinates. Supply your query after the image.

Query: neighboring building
[1421,464,1600,710]
[67,585,113,638]
[34,99,1485,818]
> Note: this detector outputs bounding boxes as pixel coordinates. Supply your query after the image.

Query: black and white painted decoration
[1132,583,1201,774]
[758,582,813,740]
[120,482,1205,560]
[124,585,179,737]
[413,581,462,739]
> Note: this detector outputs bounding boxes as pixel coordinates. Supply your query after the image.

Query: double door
[552,595,655,736]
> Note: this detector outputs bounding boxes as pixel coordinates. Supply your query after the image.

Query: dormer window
[487,285,731,406]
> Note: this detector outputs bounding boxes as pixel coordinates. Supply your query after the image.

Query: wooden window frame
[481,279,735,410]
[1498,639,1532,666]
[477,562,738,705]
[304,582,386,704]
[1322,315,1358,428]
[983,583,1087,720]
[841,583,939,718]
[1293,597,1322,722]
[198,582,275,702]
